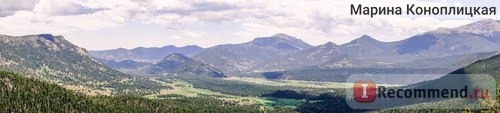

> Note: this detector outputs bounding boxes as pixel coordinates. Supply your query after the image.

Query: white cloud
[0,0,39,17]
[33,0,104,16]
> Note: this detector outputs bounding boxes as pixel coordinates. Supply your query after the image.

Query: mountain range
[258,20,500,72]
[94,58,152,69]
[0,19,490,90]
[192,33,313,74]
[221,20,498,75]
[0,34,169,95]
[90,45,204,63]
[0,19,499,112]
[87,19,500,79]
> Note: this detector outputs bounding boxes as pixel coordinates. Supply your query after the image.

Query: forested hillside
[0,34,170,96]
[381,54,500,112]
[297,54,500,112]
[451,54,500,84]
[0,71,294,113]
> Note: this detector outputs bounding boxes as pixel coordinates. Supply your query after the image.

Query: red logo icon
[353,80,376,102]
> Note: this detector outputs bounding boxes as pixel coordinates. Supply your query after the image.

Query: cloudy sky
[0,0,498,50]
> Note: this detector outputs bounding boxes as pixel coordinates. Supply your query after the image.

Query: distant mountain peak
[153,53,191,70]
[356,35,379,42]
[161,45,177,48]
[162,53,190,62]
[463,19,499,27]
[182,45,202,48]
[123,45,203,51]
[90,44,204,63]
[470,19,498,25]
[115,48,128,51]
[430,19,500,34]
[165,53,187,58]
[253,33,300,42]
[317,42,339,50]
[272,33,295,39]
[158,45,203,50]
[250,34,313,50]
[150,53,225,77]
[323,42,338,47]
[427,19,500,45]
[344,35,382,46]
[454,19,500,33]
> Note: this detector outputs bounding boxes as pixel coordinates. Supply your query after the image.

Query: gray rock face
[0,34,130,84]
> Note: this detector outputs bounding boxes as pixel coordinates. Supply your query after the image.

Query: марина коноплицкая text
[351,4,497,18]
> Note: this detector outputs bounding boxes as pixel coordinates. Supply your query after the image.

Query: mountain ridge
[149,53,225,78]
[0,34,130,82]
[193,33,314,74]
[90,45,204,63]
[0,34,171,95]
[87,19,500,79]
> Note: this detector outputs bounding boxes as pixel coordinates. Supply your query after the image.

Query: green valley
[0,71,297,112]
